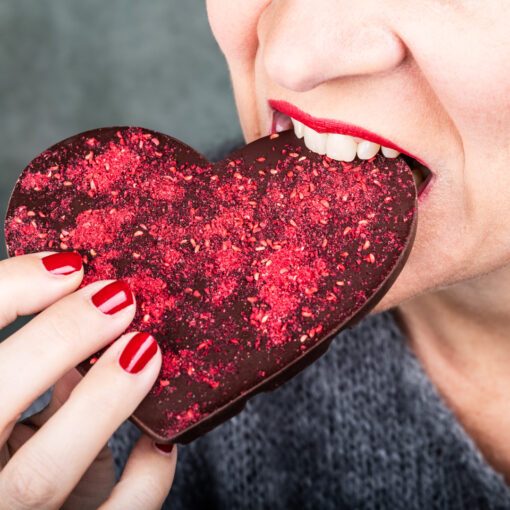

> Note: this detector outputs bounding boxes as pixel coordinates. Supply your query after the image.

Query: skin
[1,2,510,504]
[206,0,510,479]
[0,254,177,509]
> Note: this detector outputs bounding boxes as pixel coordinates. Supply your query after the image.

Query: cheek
[401,7,510,146]
[426,38,510,233]
[206,0,271,64]
[400,8,510,249]
[426,53,510,144]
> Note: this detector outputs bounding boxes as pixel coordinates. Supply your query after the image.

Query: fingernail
[119,332,158,374]
[92,280,134,315]
[154,442,174,455]
[42,252,83,276]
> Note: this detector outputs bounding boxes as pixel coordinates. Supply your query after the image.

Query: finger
[0,251,83,329]
[0,279,136,435]
[20,368,83,429]
[98,436,177,510]
[0,331,161,510]
[4,369,82,454]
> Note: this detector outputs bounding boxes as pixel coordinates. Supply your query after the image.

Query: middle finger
[0,280,135,434]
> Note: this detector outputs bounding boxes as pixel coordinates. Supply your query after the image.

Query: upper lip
[269,99,427,167]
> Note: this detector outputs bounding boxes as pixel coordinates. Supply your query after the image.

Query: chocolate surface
[4,127,417,443]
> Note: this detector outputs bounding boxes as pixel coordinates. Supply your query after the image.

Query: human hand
[0,252,177,509]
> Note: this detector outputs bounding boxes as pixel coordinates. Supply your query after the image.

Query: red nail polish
[154,442,174,454]
[42,252,82,276]
[119,332,157,374]
[92,280,134,315]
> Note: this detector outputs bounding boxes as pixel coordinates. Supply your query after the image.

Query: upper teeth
[290,118,400,162]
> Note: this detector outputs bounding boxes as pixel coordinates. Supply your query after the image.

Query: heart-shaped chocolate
[4,127,416,443]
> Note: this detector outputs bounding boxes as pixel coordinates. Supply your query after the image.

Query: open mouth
[269,100,432,197]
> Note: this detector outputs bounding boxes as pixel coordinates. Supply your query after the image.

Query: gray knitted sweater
[109,310,510,509]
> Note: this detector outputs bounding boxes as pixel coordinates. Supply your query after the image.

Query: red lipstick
[269,99,427,167]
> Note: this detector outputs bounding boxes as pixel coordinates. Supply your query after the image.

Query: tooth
[273,111,292,133]
[325,134,357,162]
[303,126,327,155]
[291,118,304,138]
[357,141,380,160]
[381,146,400,158]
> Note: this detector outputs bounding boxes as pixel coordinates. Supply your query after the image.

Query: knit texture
[110,310,510,509]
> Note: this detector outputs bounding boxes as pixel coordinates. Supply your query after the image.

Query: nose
[261,0,406,92]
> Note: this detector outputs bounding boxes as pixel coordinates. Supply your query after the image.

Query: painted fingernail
[119,332,158,374]
[154,442,174,455]
[42,252,83,276]
[92,280,134,315]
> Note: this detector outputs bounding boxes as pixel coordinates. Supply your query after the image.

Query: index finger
[0,252,84,329]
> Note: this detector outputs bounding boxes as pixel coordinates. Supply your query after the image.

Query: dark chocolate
[4,127,417,443]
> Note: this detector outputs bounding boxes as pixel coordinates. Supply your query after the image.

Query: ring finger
[0,331,161,510]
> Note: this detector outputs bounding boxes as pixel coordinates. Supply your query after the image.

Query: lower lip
[417,171,434,202]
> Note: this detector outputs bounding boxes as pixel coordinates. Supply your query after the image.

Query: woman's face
[206,1,510,311]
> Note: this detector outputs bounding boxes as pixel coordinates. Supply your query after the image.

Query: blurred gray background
[0,0,241,339]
